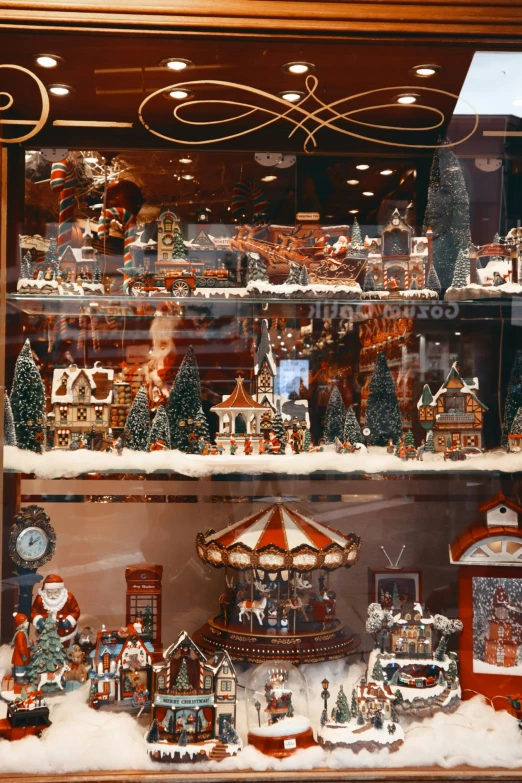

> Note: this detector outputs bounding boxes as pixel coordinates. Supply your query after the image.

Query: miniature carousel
[194,502,362,663]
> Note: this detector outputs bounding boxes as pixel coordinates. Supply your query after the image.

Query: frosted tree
[299,265,309,286]
[450,249,469,289]
[410,277,418,290]
[371,656,384,681]
[146,719,159,743]
[394,689,404,705]
[247,253,269,283]
[350,688,358,718]
[195,405,210,441]
[175,659,191,691]
[45,236,60,273]
[363,270,375,292]
[172,227,187,259]
[351,217,363,246]
[427,265,441,296]
[510,407,522,437]
[334,684,350,723]
[501,351,522,448]
[4,391,17,447]
[433,614,464,659]
[124,384,151,451]
[324,386,346,443]
[425,430,435,453]
[366,603,394,651]
[423,142,471,289]
[167,346,203,451]
[374,711,383,730]
[343,405,363,444]
[365,352,402,446]
[392,583,401,610]
[303,428,311,451]
[285,261,302,285]
[10,339,46,453]
[27,617,67,690]
[271,400,287,452]
[149,405,170,450]
[447,659,458,682]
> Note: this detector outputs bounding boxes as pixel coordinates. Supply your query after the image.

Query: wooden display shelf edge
[2,767,522,783]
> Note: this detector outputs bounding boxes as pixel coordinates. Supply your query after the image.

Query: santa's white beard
[38,586,68,617]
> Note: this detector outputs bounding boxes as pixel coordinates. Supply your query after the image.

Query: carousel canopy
[196,503,361,572]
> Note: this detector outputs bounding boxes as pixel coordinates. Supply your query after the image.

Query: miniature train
[121,254,248,297]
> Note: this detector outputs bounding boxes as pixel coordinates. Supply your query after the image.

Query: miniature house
[450,492,522,566]
[50,362,115,448]
[125,564,163,651]
[365,209,430,290]
[417,361,488,451]
[211,374,266,437]
[59,221,98,275]
[89,626,154,708]
[389,602,434,658]
[149,631,237,751]
[358,682,394,721]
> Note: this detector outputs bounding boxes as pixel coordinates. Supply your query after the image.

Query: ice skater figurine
[417,440,425,461]
[244,435,253,455]
[229,436,238,455]
[11,613,31,681]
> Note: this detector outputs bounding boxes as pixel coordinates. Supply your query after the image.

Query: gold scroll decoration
[139,74,478,153]
[0,64,49,144]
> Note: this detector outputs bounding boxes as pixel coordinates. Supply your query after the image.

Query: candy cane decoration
[97,207,136,267]
[77,315,100,355]
[47,315,68,353]
[50,157,77,254]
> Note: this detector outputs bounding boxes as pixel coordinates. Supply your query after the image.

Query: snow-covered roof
[477,258,511,286]
[162,629,207,665]
[418,361,487,411]
[51,362,114,404]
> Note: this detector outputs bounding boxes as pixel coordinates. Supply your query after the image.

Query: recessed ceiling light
[380,169,394,176]
[347,179,359,185]
[412,64,441,77]
[182,174,194,180]
[282,61,316,75]
[349,209,359,214]
[48,84,73,96]
[356,164,370,171]
[362,191,374,197]
[34,54,62,68]
[397,94,419,104]
[279,91,305,103]
[160,58,193,71]
[261,175,278,182]
[435,342,440,346]
[455,331,461,336]
[168,89,191,100]
[179,157,192,164]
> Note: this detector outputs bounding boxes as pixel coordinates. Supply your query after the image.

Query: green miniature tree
[234,413,247,435]
[390,705,399,723]
[195,405,210,441]
[285,261,302,285]
[365,352,402,446]
[142,605,153,637]
[172,227,187,259]
[149,404,170,450]
[434,636,447,661]
[124,384,151,451]
[357,711,364,726]
[303,428,311,452]
[10,339,45,453]
[501,351,522,448]
[26,617,68,690]
[4,391,17,447]
[247,253,269,283]
[374,711,383,730]
[425,430,435,453]
[423,142,471,289]
[334,684,350,723]
[427,265,441,296]
[410,277,418,290]
[178,728,187,746]
[510,407,522,439]
[45,236,60,272]
[450,249,469,289]
[167,714,175,734]
[437,670,447,686]
[271,400,287,453]
[226,724,240,745]
[146,719,159,743]
[363,269,375,292]
[351,217,363,246]
[392,583,401,610]
[394,689,404,705]
[372,656,384,681]
[299,265,309,286]
[343,405,363,445]
[404,430,415,449]
[447,659,458,682]
[175,659,191,691]
[351,687,358,718]
[167,346,203,451]
[93,261,102,284]
[324,386,346,443]
[123,673,133,692]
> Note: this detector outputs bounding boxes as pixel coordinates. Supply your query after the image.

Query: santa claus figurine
[31,574,81,646]
[11,612,31,680]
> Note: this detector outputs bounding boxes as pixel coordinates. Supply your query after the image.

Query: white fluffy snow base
[361,289,438,301]
[474,659,522,676]
[445,283,522,300]
[147,738,241,760]
[5,444,519,479]
[1,649,522,772]
[247,282,362,296]
[319,720,405,746]
[16,278,105,297]
[249,715,311,737]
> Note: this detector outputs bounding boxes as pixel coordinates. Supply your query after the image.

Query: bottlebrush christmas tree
[247,253,269,283]
[365,352,402,446]
[124,384,151,451]
[272,400,287,452]
[167,346,203,452]
[324,387,346,443]
[149,405,170,450]
[44,236,60,273]
[363,270,375,292]
[285,261,302,285]
[195,405,210,441]
[172,227,187,258]
[333,684,350,723]
[10,339,46,453]
[450,249,469,288]
[422,141,471,289]
[175,659,191,691]
[427,265,441,296]
[343,405,363,444]
[299,265,309,286]
[27,617,67,690]
[501,350,522,448]
[4,391,17,447]
[351,217,363,246]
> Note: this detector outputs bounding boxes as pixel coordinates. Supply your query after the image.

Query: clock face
[162,234,173,247]
[16,526,49,561]
[392,218,400,225]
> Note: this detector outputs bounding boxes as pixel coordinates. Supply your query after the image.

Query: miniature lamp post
[321,678,330,725]
[254,699,261,727]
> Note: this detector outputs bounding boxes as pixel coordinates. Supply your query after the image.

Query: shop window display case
[2,8,522,781]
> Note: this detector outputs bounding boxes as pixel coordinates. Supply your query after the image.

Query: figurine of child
[11,613,31,682]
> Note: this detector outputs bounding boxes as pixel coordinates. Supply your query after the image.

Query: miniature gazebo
[194,502,362,664]
[211,374,266,438]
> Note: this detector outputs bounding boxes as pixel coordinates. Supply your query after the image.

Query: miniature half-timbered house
[88,625,154,708]
[417,361,488,451]
[365,210,430,290]
[389,602,434,658]
[357,682,394,721]
[149,630,237,747]
[51,362,114,448]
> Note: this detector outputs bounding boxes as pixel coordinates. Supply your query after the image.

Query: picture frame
[368,568,422,609]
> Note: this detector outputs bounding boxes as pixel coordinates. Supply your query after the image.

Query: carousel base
[193,616,361,664]
[247,727,317,758]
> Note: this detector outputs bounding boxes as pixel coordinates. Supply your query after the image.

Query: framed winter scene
[369,568,422,608]
[472,576,522,676]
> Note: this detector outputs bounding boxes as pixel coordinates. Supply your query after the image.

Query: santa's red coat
[31,592,81,641]
[11,629,30,666]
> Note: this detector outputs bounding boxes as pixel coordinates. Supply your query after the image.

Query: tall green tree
[124,385,151,451]
[10,339,45,453]
[422,142,471,289]
[167,346,203,451]
[172,227,187,258]
[4,391,17,447]
[149,404,170,449]
[365,352,402,446]
[450,249,469,289]
[271,400,287,452]
[501,350,522,448]
[343,405,363,444]
[334,684,350,723]
[324,387,346,443]
[351,217,363,246]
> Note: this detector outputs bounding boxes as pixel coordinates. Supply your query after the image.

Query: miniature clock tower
[125,564,163,651]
